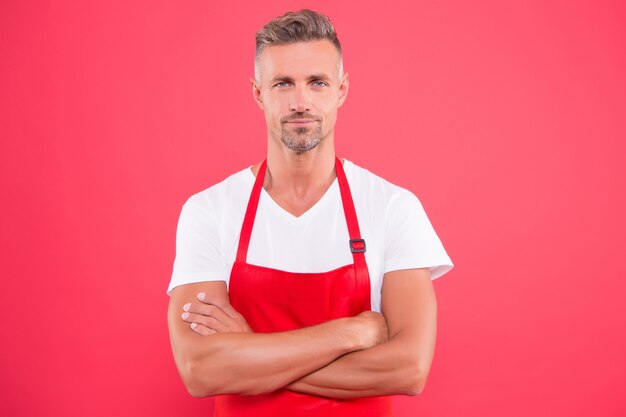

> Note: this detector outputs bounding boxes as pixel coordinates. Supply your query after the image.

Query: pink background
[1,1,625,416]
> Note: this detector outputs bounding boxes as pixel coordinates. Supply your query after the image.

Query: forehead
[257,40,341,81]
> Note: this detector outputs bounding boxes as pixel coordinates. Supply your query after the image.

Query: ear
[337,72,349,108]
[250,77,264,110]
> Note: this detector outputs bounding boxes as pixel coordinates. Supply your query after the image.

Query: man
[167,9,453,417]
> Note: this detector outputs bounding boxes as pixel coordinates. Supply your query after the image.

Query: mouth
[285,119,317,126]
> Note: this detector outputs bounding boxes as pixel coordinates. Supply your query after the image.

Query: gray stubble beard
[280,125,324,154]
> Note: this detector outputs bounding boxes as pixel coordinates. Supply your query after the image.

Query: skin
[167,39,438,399]
[252,40,349,216]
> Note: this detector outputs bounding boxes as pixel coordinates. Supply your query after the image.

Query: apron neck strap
[334,158,370,297]
[235,159,267,265]
[235,157,369,276]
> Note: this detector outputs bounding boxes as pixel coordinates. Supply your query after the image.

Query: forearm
[287,268,438,400]
[170,315,363,397]
[286,332,427,399]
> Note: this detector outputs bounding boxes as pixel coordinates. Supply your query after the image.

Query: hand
[352,311,389,349]
[181,292,253,336]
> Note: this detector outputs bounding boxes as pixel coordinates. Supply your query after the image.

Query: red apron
[214,157,393,417]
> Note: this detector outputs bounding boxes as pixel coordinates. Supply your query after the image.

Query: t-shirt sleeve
[384,190,453,279]
[167,195,226,295]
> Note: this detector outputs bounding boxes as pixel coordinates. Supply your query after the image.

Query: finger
[209,303,251,331]
[197,293,242,319]
[190,299,239,328]
[190,322,216,336]
[197,298,251,330]
[219,303,247,321]
[191,295,252,332]
[181,311,230,333]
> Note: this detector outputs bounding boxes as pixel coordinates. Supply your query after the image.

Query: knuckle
[195,305,210,316]
[198,315,213,327]
[193,312,204,321]
[207,317,222,328]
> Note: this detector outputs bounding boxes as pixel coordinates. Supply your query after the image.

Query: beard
[280,124,324,154]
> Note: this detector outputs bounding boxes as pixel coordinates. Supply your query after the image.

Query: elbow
[185,382,212,399]
[173,337,233,398]
[180,358,213,398]
[187,385,210,399]
[179,359,223,398]
[400,361,430,396]
[404,375,427,396]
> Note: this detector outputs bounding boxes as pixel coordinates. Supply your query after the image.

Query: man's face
[252,40,348,154]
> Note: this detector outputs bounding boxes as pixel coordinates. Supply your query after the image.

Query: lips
[285,119,317,124]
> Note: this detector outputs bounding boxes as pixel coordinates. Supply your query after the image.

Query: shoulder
[344,159,420,210]
[181,167,254,217]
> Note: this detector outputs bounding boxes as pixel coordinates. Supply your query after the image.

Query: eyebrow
[270,74,332,83]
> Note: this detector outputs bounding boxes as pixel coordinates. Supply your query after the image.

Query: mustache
[281,113,321,123]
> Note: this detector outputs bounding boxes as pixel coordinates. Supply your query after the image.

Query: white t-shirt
[168,159,453,312]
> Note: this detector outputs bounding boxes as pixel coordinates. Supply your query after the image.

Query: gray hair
[254,9,343,82]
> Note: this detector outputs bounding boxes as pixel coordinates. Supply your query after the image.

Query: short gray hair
[254,9,343,82]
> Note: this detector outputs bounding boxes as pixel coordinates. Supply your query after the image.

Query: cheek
[320,103,338,121]
[264,97,289,116]
[263,108,283,129]
[318,95,340,114]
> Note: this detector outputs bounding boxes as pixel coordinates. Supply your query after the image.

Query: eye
[312,80,328,87]
[274,81,291,88]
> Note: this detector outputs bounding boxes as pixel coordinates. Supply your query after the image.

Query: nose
[288,85,312,113]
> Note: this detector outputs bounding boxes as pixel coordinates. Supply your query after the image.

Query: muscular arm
[285,268,437,399]
[167,281,386,398]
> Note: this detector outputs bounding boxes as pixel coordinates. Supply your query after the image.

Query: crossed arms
[167,267,437,399]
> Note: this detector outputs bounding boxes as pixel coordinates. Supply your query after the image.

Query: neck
[263,131,337,193]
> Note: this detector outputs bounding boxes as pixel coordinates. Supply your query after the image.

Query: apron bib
[214,157,393,417]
